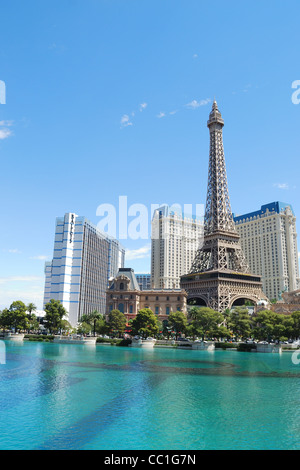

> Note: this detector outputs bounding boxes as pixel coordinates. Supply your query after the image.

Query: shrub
[215,342,237,350]
[25,334,54,342]
[117,339,132,347]
[237,343,256,352]
[96,337,112,344]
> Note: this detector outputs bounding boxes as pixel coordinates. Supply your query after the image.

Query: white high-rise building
[234,202,300,301]
[151,206,203,289]
[44,213,125,326]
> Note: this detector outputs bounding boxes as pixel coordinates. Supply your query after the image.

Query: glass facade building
[135,273,151,290]
[44,213,125,326]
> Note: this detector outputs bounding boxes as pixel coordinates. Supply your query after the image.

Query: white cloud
[139,103,147,112]
[193,54,198,59]
[0,120,14,127]
[125,245,151,261]
[120,114,133,128]
[3,249,22,254]
[169,110,178,115]
[157,112,166,119]
[0,288,44,310]
[0,120,14,140]
[185,98,211,109]
[273,183,289,190]
[0,276,45,309]
[0,128,13,140]
[243,84,252,92]
[0,276,43,285]
[30,255,49,261]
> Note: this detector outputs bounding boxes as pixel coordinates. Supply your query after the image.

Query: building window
[118,303,124,313]
[166,296,169,301]
[129,305,133,314]
[166,307,170,315]
[120,283,124,290]
[156,296,159,301]
[155,306,159,315]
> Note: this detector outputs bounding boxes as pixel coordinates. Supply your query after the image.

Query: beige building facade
[234,202,300,301]
[151,205,203,289]
[106,268,187,322]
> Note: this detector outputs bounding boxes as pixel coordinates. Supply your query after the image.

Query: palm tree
[81,311,103,336]
[26,303,37,317]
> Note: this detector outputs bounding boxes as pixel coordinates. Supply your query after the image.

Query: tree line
[79,306,300,343]
[0,300,72,334]
[1,299,300,343]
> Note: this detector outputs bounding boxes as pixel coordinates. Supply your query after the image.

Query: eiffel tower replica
[180,101,268,312]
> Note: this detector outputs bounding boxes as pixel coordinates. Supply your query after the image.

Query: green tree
[60,319,73,334]
[26,303,37,315]
[0,308,12,332]
[161,319,172,339]
[252,310,289,342]
[168,311,188,340]
[211,325,231,341]
[25,303,39,333]
[77,322,92,335]
[290,311,300,339]
[107,309,127,337]
[6,301,29,333]
[188,307,224,341]
[228,307,252,341]
[27,314,40,333]
[131,308,159,339]
[94,316,108,336]
[81,310,105,336]
[44,299,68,334]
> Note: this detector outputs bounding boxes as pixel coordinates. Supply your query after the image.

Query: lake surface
[1,341,300,450]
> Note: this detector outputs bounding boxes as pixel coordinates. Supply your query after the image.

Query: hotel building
[151,205,203,289]
[106,268,187,322]
[234,202,300,301]
[44,213,125,326]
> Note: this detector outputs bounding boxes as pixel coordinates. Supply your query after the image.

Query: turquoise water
[1,341,300,450]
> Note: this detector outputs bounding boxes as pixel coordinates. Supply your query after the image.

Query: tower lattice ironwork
[190,100,249,274]
[181,101,268,311]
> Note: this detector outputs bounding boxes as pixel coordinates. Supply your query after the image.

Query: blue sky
[0,0,299,309]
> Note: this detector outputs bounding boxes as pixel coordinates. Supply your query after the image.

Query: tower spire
[205,100,234,235]
[181,101,268,312]
[190,101,249,274]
